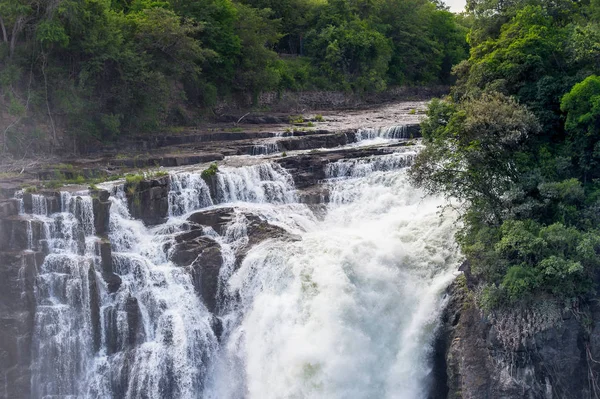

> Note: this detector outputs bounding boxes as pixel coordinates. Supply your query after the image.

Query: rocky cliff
[433,270,600,399]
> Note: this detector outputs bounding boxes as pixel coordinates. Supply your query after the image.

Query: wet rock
[170,235,223,313]
[187,208,236,234]
[278,131,354,151]
[0,199,19,218]
[0,216,45,251]
[433,274,597,399]
[179,208,295,313]
[97,239,121,293]
[0,251,40,399]
[125,296,144,347]
[125,176,169,226]
[297,186,330,204]
[92,189,111,236]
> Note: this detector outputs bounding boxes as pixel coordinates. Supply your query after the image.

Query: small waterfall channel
[10,124,460,399]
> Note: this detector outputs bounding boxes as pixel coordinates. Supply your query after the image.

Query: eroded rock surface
[433,272,600,399]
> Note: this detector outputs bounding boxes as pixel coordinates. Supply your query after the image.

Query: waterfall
[20,140,459,398]
[169,172,213,217]
[204,163,459,399]
[83,184,220,398]
[32,194,48,216]
[325,151,418,180]
[215,163,296,204]
[30,192,97,398]
[356,125,411,141]
[251,142,280,155]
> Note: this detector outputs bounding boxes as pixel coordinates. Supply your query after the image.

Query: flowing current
[21,141,460,398]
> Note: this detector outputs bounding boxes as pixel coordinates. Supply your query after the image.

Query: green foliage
[201,162,219,179]
[560,75,600,182]
[411,93,540,221]
[414,0,600,309]
[125,173,145,186]
[289,115,304,124]
[0,0,469,155]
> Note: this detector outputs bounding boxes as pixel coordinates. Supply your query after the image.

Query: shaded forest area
[0,0,468,156]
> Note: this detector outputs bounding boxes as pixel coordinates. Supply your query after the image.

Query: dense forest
[0,0,467,155]
[411,0,600,309]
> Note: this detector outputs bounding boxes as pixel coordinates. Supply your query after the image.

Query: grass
[289,115,304,124]
[125,174,145,186]
[314,114,324,122]
[0,172,20,179]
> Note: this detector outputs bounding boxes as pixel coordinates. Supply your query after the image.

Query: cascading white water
[169,172,213,217]
[356,125,411,141]
[215,163,296,204]
[205,159,460,399]
[30,192,97,398]
[85,185,218,399]
[325,150,418,181]
[23,141,459,399]
[251,142,280,156]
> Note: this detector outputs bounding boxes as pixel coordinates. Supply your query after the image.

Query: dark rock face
[97,239,121,293]
[0,217,46,252]
[187,207,237,234]
[278,131,354,152]
[171,207,294,314]
[0,251,41,399]
[0,199,19,218]
[92,189,111,236]
[171,235,223,313]
[89,265,102,352]
[125,176,169,225]
[433,275,600,399]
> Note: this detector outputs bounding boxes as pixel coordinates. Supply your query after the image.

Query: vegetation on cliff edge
[411,0,600,309]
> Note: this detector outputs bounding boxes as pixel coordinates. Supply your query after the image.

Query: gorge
[2,101,600,399]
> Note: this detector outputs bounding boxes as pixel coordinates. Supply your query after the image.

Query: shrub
[201,163,219,180]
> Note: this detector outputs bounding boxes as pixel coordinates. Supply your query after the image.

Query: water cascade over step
[356,125,412,141]
[11,133,460,398]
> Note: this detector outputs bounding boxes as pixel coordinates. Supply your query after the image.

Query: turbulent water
[17,133,460,398]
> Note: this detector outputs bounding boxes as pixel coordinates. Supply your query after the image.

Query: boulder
[170,235,223,314]
[177,208,297,314]
[125,176,169,226]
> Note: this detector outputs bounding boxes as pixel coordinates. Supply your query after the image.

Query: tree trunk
[0,16,8,44]
[9,16,23,58]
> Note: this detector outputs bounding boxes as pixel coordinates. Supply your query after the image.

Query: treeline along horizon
[0,0,468,154]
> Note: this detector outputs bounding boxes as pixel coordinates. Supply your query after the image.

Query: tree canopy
[0,0,468,154]
[411,0,600,309]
